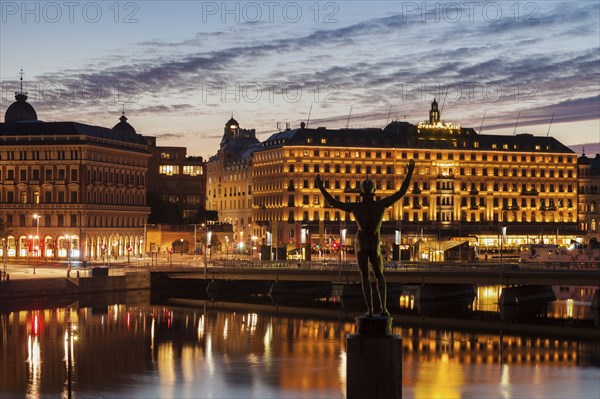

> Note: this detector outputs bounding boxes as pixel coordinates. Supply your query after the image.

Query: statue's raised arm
[315,174,353,213]
[378,159,415,208]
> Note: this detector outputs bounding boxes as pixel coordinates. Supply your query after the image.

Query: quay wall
[0,272,150,303]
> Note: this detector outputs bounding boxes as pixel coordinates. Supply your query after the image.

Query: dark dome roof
[226,117,239,127]
[4,93,38,123]
[112,114,137,136]
[578,154,590,165]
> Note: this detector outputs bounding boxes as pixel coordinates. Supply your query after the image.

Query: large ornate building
[251,101,579,255]
[0,81,150,261]
[206,117,261,251]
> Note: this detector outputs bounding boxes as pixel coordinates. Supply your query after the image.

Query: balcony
[469,190,479,195]
[502,205,520,211]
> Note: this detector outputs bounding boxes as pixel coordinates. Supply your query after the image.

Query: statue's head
[360,178,376,197]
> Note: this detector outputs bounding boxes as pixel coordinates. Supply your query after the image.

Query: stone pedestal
[347,316,402,399]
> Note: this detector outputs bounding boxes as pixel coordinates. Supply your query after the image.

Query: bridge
[155,261,600,287]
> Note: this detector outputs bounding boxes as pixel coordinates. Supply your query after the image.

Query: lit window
[160,152,172,160]
[182,165,203,176]
[321,138,327,144]
[159,165,179,175]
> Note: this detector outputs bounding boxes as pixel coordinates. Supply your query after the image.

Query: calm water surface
[0,287,599,398]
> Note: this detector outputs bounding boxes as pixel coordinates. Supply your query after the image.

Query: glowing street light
[65,234,72,277]
[32,213,41,262]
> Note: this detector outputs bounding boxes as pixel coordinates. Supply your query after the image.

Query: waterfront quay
[0,257,600,300]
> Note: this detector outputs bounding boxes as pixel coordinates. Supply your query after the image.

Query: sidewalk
[1,263,74,280]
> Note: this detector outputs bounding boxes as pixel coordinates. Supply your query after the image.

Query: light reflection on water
[0,288,598,398]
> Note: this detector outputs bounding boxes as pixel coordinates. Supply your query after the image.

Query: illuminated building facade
[252,101,579,254]
[576,152,600,244]
[0,86,150,260]
[206,117,260,250]
[146,138,207,224]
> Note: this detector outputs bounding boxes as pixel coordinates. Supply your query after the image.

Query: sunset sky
[1,1,598,158]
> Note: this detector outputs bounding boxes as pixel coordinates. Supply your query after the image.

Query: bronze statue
[315,159,415,316]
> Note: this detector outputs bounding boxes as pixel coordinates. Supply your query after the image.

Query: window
[182,165,203,175]
[159,165,179,175]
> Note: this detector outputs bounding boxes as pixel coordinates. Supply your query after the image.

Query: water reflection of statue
[315,160,415,316]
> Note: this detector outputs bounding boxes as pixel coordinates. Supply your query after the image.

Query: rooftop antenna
[478,109,487,134]
[19,68,24,94]
[385,105,392,126]
[546,113,555,137]
[122,103,126,115]
[306,103,313,128]
[346,105,353,129]
[512,111,521,136]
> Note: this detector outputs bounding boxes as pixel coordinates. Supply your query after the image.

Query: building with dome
[0,79,150,263]
[206,116,261,254]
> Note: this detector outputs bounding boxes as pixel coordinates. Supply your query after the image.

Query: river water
[0,286,599,398]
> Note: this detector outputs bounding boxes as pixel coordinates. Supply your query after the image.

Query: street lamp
[28,234,35,274]
[65,234,72,277]
[33,213,40,258]
[225,236,229,258]
[251,236,257,259]
[239,231,244,255]
[2,238,7,278]
[500,225,507,269]
[180,238,184,255]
